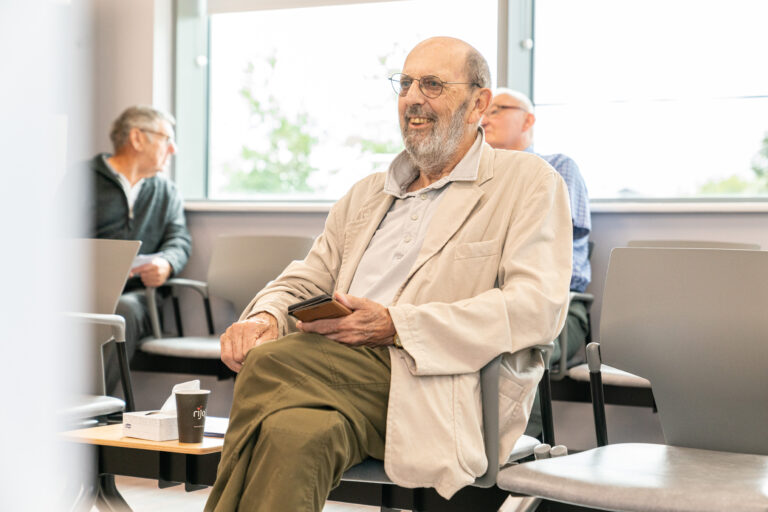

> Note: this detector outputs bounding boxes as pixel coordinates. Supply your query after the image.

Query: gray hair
[465,46,491,89]
[492,88,535,113]
[109,105,175,152]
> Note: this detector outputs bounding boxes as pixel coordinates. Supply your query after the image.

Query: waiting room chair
[331,349,556,512]
[135,234,315,378]
[564,239,760,406]
[62,239,140,512]
[497,247,768,511]
[61,238,140,424]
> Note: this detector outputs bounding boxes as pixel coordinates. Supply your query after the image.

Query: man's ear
[128,127,145,151]
[523,112,536,132]
[467,88,492,124]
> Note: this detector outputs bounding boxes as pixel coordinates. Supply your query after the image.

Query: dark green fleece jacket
[88,154,191,288]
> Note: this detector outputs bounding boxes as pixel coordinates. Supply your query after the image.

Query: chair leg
[95,474,132,512]
[115,342,136,412]
[157,479,180,489]
[69,479,99,512]
[539,368,556,446]
[499,495,542,512]
[172,296,184,337]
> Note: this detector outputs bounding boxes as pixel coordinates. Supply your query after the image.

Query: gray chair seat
[567,363,650,388]
[140,335,221,359]
[342,434,542,485]
[60,395,125,422]
[503,434,541,465]
[498,443,768,512]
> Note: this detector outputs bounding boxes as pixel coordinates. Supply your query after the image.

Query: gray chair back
[207,235,315,314]
[600,248,768,455]
[63,239,138,402]
[86,238,141,314]
[628,240,760,250]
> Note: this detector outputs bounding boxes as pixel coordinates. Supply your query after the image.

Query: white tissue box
[123,410,178,441]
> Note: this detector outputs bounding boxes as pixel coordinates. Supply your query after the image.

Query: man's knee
[116,291,146,314]
[260,408,351,460]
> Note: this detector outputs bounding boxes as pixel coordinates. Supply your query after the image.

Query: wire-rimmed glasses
[389,73,480,99]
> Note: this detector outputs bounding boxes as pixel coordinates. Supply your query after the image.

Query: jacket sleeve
[238,190,350,337]
[158,184,192,276]
[388,170,573,376]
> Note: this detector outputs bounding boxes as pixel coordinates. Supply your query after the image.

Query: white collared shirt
[103,155,145,218]
[347,130,484,306]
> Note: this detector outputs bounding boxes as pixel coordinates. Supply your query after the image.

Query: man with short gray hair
[87,105,191,393]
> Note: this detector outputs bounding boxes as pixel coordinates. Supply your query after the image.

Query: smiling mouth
[408,116,433,127]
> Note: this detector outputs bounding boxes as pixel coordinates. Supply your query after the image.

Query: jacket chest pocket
[454,239,500,260]
[447,240,501,296]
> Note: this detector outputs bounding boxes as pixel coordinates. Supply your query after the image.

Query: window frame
[174,0,768,211]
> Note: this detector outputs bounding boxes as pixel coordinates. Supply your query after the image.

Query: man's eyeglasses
[485,105,526,118]
[141,129,176,147]
[389,73,480,99]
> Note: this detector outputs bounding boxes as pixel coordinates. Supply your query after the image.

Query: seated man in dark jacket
[87,105,191,393]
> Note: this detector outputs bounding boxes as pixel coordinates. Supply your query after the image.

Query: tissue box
[123,410,178,441]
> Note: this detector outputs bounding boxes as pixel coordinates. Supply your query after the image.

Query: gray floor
[94,476,377,511]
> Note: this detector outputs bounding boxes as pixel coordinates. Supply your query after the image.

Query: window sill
[184,199,768,215]
[184,200,333,213]
[591,200,768,213]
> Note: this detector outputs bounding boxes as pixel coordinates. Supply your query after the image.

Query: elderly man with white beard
[205,37,572,512]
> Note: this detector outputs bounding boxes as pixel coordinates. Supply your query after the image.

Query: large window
[533,0,768,199]
[204,0,498,201]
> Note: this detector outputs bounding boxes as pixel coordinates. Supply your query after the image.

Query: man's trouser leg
[525,299,589,438]
[205,332,391,512]
[103,290,153,394]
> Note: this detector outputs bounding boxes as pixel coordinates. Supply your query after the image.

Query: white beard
[402,98,470,175]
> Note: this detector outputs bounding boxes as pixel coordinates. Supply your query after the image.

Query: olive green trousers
[204,333,391,512]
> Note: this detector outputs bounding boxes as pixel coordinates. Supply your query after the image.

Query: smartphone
[287,293,352,322]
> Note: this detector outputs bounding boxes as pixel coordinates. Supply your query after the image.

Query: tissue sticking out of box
[123,379,201,441]
[160,379,201,412]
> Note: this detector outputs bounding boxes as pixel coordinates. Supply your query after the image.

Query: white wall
[91,0,173,155]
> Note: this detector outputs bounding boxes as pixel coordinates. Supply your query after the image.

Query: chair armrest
[166,278,209,299]
[145,287,163,339]
[63,312,126,343]
[550,291,595,381]
[146,280,213,339]
[475,354,501,488]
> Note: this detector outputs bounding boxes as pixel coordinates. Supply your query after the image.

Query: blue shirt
[526,147,591,292]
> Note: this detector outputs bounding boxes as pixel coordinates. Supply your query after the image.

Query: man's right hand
[220,312,278,373]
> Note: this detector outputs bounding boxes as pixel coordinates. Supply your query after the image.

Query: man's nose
[402,82,427,103]
[168,140,178,155]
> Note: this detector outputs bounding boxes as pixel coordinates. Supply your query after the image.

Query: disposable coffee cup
[175,390,211,443]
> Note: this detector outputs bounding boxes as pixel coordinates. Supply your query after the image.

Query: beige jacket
[242,144,572,498]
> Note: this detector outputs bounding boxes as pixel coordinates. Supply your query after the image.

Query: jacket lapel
[406,182,484,280]
[337,191,394,292]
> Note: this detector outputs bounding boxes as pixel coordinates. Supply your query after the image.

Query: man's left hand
[297,292,396,348]
[131,257,172,287]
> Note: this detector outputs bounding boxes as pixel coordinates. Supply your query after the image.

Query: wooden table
[63,424,224,511]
